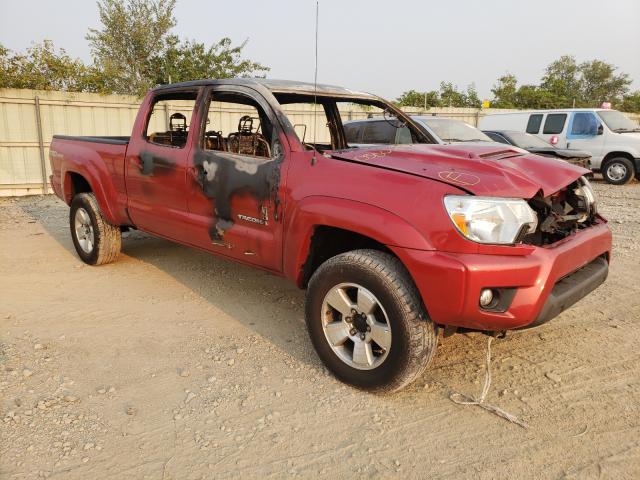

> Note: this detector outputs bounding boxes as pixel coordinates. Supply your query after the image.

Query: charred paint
[139,151,176,176]
[193,136,284,241]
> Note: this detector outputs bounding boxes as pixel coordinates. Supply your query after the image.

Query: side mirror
[597,124,604,135]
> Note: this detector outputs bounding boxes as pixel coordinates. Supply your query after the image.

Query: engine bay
[523,177,598,245]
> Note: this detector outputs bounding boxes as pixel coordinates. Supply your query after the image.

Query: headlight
[444,196,538,244]
[575,176,597,220]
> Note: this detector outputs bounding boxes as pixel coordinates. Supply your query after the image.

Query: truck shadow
[122,230,321,368]
[16,196,321,369]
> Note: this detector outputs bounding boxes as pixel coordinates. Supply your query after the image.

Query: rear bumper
[50,174,63,199]
[394,220,612,331]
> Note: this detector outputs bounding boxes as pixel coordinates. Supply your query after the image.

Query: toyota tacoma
[49,79,612,392]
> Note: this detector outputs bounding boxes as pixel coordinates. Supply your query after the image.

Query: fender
[602,150,639,162]
[283,195,434,285]
[59,143,128,226]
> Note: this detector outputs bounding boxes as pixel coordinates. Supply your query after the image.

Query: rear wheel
[602,157,634,185]
[305,250,438,392]
[70,193,121,265]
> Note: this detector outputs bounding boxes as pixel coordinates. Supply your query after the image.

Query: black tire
[305,249,438,392]
[69,193,121,265]
[602,157,634,185]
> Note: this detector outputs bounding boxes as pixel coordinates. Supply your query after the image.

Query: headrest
[170,112,187,131]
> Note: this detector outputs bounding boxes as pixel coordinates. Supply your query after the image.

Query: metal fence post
[34,96,48,194]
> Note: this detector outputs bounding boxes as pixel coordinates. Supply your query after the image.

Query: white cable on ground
[449,336,529,429]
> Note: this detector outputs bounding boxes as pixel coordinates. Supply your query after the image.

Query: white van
[479,109,640,184]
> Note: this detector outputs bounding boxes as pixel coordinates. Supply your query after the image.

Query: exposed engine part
[523,177,597,245]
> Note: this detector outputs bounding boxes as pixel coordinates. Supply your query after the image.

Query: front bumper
[523,256,608,329]
[393,221,612,331]
[565,157,590,169]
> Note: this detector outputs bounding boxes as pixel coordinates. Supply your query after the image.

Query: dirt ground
[1,179,639,480]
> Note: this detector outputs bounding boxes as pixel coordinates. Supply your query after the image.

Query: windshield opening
[416,117,493,143]
[597,111,640,132]
[274,93,432,150]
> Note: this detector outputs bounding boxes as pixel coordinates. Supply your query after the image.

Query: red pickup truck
[49,79,611,392]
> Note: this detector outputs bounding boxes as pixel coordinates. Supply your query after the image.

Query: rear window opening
[145,91,198,149]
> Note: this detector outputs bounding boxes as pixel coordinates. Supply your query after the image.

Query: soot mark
[193,138,283,241]
[139,151,176,176]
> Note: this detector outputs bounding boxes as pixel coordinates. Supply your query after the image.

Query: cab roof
[152,78,377,100]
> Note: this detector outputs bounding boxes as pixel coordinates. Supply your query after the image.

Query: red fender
[57,142,129,226]
[283,195,434,285]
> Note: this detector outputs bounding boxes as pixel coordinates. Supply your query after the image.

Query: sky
[1,0,639,100]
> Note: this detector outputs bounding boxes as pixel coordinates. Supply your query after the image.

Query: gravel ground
[1,178,639,479]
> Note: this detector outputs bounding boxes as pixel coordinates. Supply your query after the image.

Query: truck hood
[329,144,589,198]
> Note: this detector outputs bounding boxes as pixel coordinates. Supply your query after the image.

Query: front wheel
[602,157,634,185]
[305,250,438,392]
[70,193,121,265]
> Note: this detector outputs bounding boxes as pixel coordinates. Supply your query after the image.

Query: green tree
[395,89,440,108]
[490,74,518,108]
[620,91,640,113]
[492,56,633,109]
[153,37,268,85]
[0,44,10,87]
[0,41,96,91]
[464,84,481,108]
[540,55,631,107]
[438,82,480,107]
[579,59,630,107]
[86,0,269,96]
[540,55,582,106]
[514,85,561,109]
[86,0,177,96]
[438,82,465,107]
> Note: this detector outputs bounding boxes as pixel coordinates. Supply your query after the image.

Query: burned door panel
[193,138,283,241]
[186,87,286,271]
